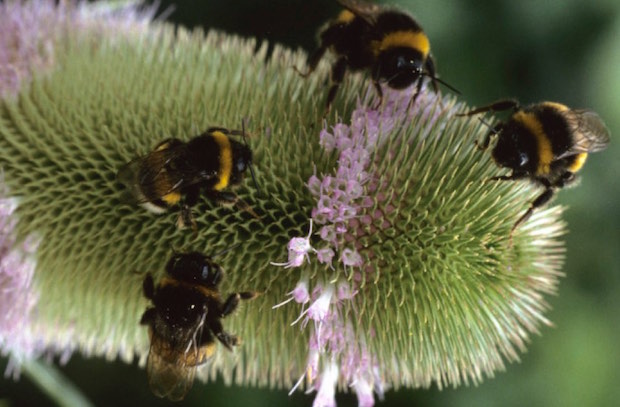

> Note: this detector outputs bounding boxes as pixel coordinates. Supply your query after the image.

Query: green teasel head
[0,1,566,405]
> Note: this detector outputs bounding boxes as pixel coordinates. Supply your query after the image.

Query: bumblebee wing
[146,336,197,401]
[560,109,611,157]
[146,351,196,401]
[117,145,216,204]
[336,0,381,25]
[145,312,215,401]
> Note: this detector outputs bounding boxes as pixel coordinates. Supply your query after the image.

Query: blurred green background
[2,0,619,405]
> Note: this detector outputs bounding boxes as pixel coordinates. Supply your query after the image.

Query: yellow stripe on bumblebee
[568,152,588,173]
[540,101,569,112]
[513,111,553,175]
[211,131,232,191]
[373,30,430,57]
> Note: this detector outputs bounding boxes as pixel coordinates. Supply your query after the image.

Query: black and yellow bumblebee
[140,251,257,401]
[460,99,610,233]
[298,0,457,112]
[117,127,258,229]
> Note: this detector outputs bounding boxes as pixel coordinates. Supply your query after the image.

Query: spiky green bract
[0,8,566,401]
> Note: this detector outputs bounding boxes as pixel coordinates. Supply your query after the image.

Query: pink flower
[341,248,363,268]
[352,376,375,407]
[0,185,40,371]
[271,220,316,268]
[305,284,334,323]
[272,278,310,309]
[288,346,320,396]
[312,361,339,407]
[316,247,335,266]
[291,284,335,343]
[336,282,357,301]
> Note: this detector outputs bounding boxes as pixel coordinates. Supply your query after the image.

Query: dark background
[2,0,619,406]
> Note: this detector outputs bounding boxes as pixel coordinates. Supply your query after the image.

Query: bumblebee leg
[372,80,383,110]
[210,191,261,219]
[177,205,197,233]
[476,122,504,151]
[296,20,347,77]
[220,291,259,317]
[489,170,527,182]
[209,319,239,351]
[177,185,200,231]
[220,293,240,317]
[511,187,555,234]
[140,307,156,326]
[295,44,327,78]
[325,57,348,115]
[457,99,520,117]
[368,64,384,109]
[408,75,425,109]
[555,171,576,187]
[424,55,439,93]
[143,274,155,299]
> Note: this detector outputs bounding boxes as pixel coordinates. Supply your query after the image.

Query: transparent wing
[145,312,214,401]
[146,336,197,401]
[336,0,381,25]
[117,143,217,204]
[559,109,611,158]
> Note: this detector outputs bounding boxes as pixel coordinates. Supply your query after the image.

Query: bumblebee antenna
[242,119,262,198]
[212,243,242,259]
[422,73,460,95]
[477,117,499,134]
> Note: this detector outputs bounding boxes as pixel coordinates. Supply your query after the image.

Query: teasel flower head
[0,0,566,404]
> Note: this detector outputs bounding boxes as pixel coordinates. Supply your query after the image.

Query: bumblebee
[140,251,257,401]
[117,127,258,229]
[299,0,457,112]
[460,99,610,233]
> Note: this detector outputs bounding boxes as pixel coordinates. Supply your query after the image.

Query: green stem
[21,358,93,407]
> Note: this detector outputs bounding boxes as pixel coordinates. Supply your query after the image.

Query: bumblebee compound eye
[195,255,222,288]
[235,156,248,173]
[235,142,260,196]
[518,152,529,167]
[396,55,415,71]
[229,141,254,187]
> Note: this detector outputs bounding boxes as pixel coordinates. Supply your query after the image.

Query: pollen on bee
[568,152,588,173]
[162,191,182,205]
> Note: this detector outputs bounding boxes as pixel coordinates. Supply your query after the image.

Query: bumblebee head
[230,141,253,183]
[377,48,424,89]
[166,252,222,288]
[235,144,252,174]
[492,130,532,171]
